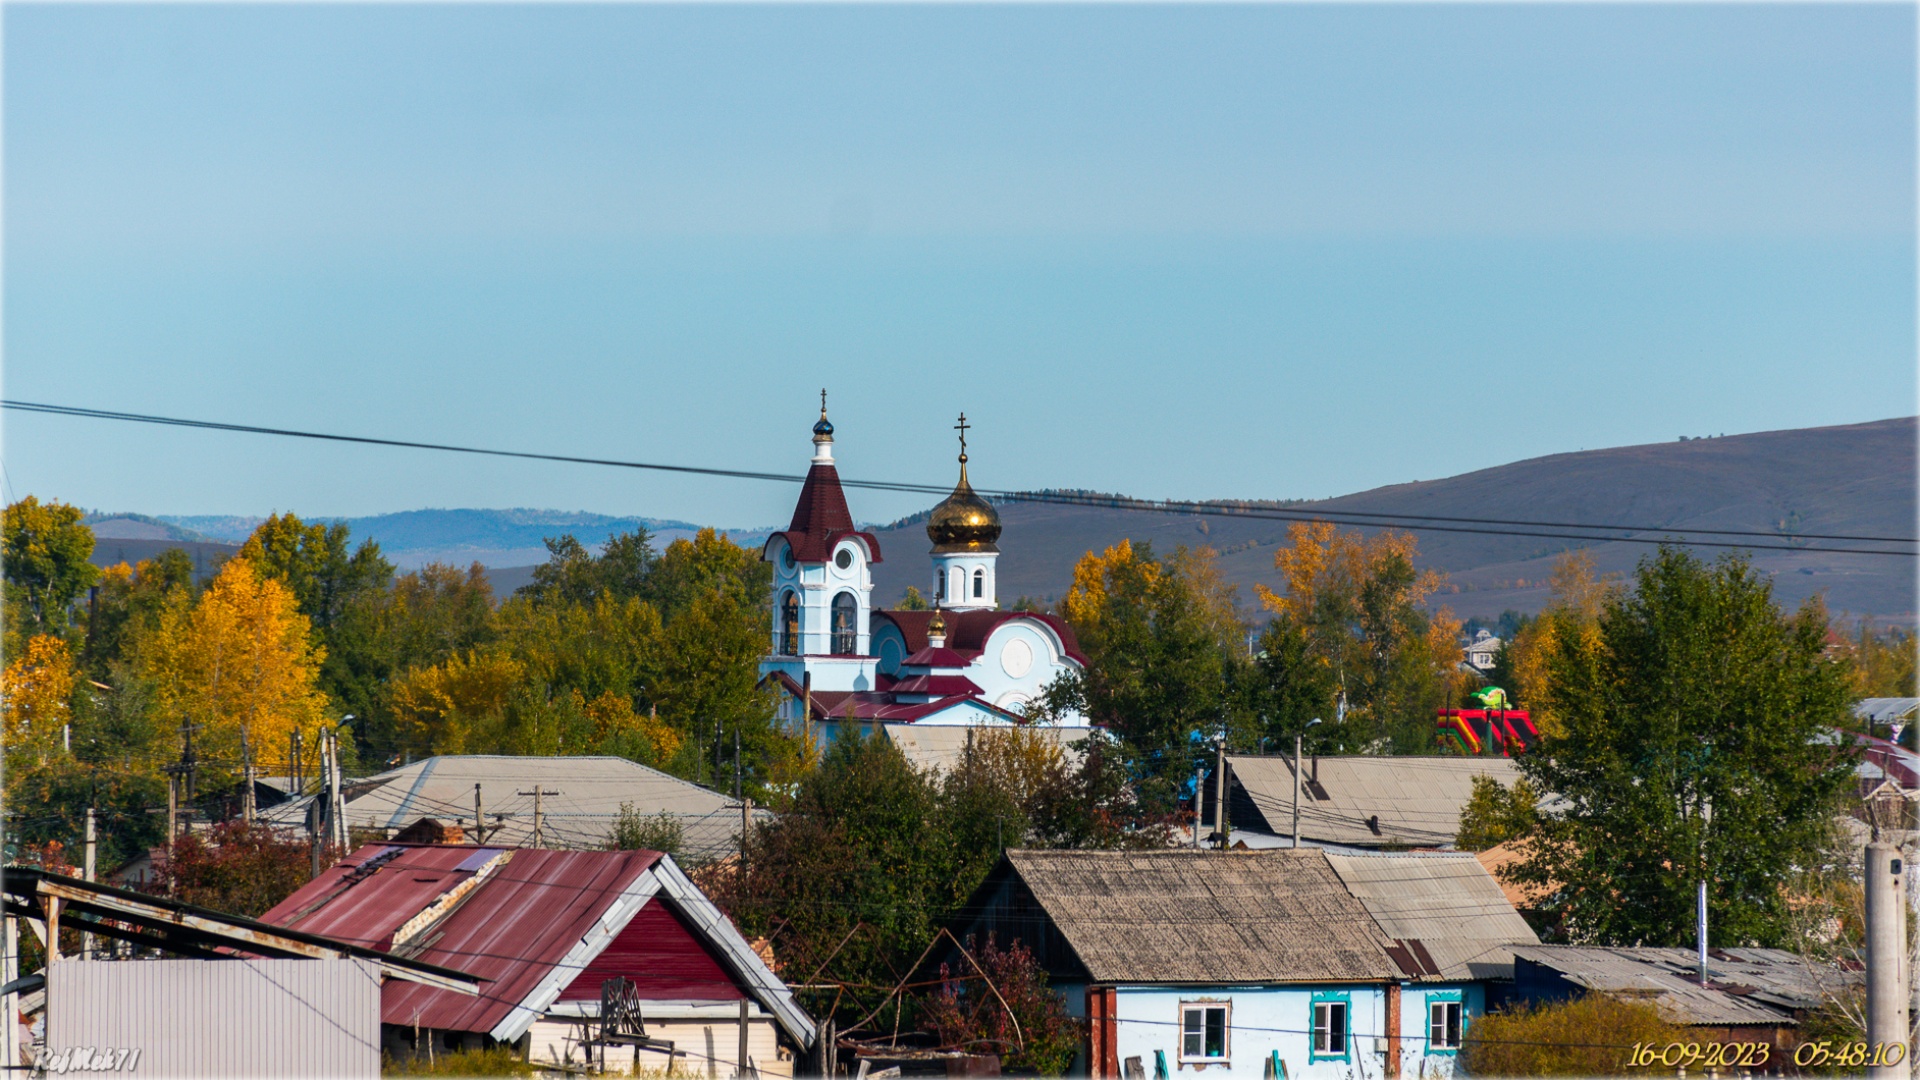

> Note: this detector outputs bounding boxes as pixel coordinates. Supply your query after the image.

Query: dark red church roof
[874,608,1088,666]
[768,461,882,564]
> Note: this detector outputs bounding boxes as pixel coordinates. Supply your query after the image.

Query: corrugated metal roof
[1854,698,1920,724]
[1323,852,1539,982]
[1229,754,1523,848]
[1003,849,1397,984]
[259,755,759,860]
[1511,945,1857,1027]
[259,845,815,1047]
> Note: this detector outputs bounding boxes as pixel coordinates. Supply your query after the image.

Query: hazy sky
[5,3,1914,529]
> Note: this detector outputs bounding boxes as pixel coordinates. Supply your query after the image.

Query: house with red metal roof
[260,843,815,1076]
[760,400,1089,742]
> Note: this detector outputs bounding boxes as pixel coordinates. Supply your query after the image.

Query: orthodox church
[759,400,1089,742]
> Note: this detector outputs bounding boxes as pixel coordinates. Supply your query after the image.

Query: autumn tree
[1507,547,1856,947]
[79,550,196,680]
[139,557,330,786]
[2,496,100,648]
[3,634,78,752]
[1486,550,1617,736]
[1048,540,1247,799]
[1253,522,1465,753]
[156,820,317,917]
[924,936,1083,1074]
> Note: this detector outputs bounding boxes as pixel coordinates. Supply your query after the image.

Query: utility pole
[1214,740,1230,849]
[734,729,749,879]
[801,671,813,753]
[1697,796,1712,986]
[2,915,16,1065]
[1866,840,1911,1079]
[1191,767,1203,849]
[474,783,485,844]
[328,728,347,851]
[518,788,560,848]
[1292,734,1304,848]
[242,730,257,827]
[291,729,303,796]
[82,808,96,960]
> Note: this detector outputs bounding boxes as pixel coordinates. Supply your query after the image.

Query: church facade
[759,402,1088,742]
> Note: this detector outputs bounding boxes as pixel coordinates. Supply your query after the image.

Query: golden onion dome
[927,414,1001,553]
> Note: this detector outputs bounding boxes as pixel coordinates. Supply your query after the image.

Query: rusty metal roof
[260,844,814,1046]
[1323,852,1539,982]
[1001,849,1397,984]
[1228,754,1523,848]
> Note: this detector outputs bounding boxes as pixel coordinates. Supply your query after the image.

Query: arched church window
[780,593,800,656]
[935,573,945,601]
[973,569,985,598]
[831,592,858,655]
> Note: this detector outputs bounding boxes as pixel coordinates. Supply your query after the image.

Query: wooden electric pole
[518,788,560,848]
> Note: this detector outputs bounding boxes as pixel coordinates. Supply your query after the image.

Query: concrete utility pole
[474,783,485,845]
[1292,734,1304,848]
[82,808,97,959]
[1697,796,1713,986]
[518,788,560,848]
[1213,741,1229,849]
[1182,760,1198,845]
[242,731,257,827]
[328,729,347,851]
[1865,840,1911,1079]
[2,915,16,1065]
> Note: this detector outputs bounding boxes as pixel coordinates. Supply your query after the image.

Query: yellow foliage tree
[1498,551,1618,737]
[579,688,683,768]
[388,650,527,756]
[140,557,329,779]
[3,634,77,747]
[1255,522,1467,749]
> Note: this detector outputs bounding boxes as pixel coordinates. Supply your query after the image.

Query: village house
[259,844,815,1076]
[1212,755,1524,850]
[257,754,762,859]
[944,849,1537,1079]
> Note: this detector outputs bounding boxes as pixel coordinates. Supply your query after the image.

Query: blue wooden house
[944,849,1537,1079]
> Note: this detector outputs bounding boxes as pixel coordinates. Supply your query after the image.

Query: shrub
[1463,993,1686,1077]
[924,935,1082,1076]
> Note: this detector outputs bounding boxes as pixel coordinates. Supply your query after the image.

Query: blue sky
[5,3,1914,529]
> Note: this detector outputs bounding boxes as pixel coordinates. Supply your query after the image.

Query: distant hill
[104,418,1915,622]
[83,512,217,544]
[865,417,1917,622]
[158,508,773,571]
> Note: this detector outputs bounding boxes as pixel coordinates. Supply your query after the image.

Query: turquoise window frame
[1309,991,1352,1062]
[1424,990,1465,1056]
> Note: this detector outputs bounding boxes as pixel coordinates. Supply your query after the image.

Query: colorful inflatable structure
[1436,686,1539,755]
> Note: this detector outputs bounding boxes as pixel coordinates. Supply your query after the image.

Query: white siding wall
[525,1013,791,1078]
[46,958,381,1078]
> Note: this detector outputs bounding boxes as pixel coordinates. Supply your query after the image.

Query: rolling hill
[865,416,1917,622]
[89,417,1915,622]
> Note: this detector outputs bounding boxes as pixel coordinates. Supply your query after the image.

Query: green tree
[604,802,687,859]
[3,496,100,648]
[1454,775,1539,851]
[1507,547,1856,947]
[1254,522,1466,753]
[237,513,394,738]
[733,733,955,1012]
[1050,541,1247,803]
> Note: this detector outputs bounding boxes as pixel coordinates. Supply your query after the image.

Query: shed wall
[46,957,381,1078]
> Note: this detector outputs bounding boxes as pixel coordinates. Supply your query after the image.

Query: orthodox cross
[955,413,970,462]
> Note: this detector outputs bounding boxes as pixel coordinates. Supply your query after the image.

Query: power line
[7,399,1913,556]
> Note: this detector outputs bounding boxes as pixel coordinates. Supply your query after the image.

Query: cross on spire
[820,388,828,417]
[955,413,970,464]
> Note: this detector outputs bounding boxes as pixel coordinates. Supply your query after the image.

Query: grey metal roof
[260,755,760,861]
[1003,849,1397,985]
[1510,946,1857,1027]
[1229,754,1523,848]
[1854,698,1920,724]
[1323,852,1540,982]
[880,723,1098,773]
